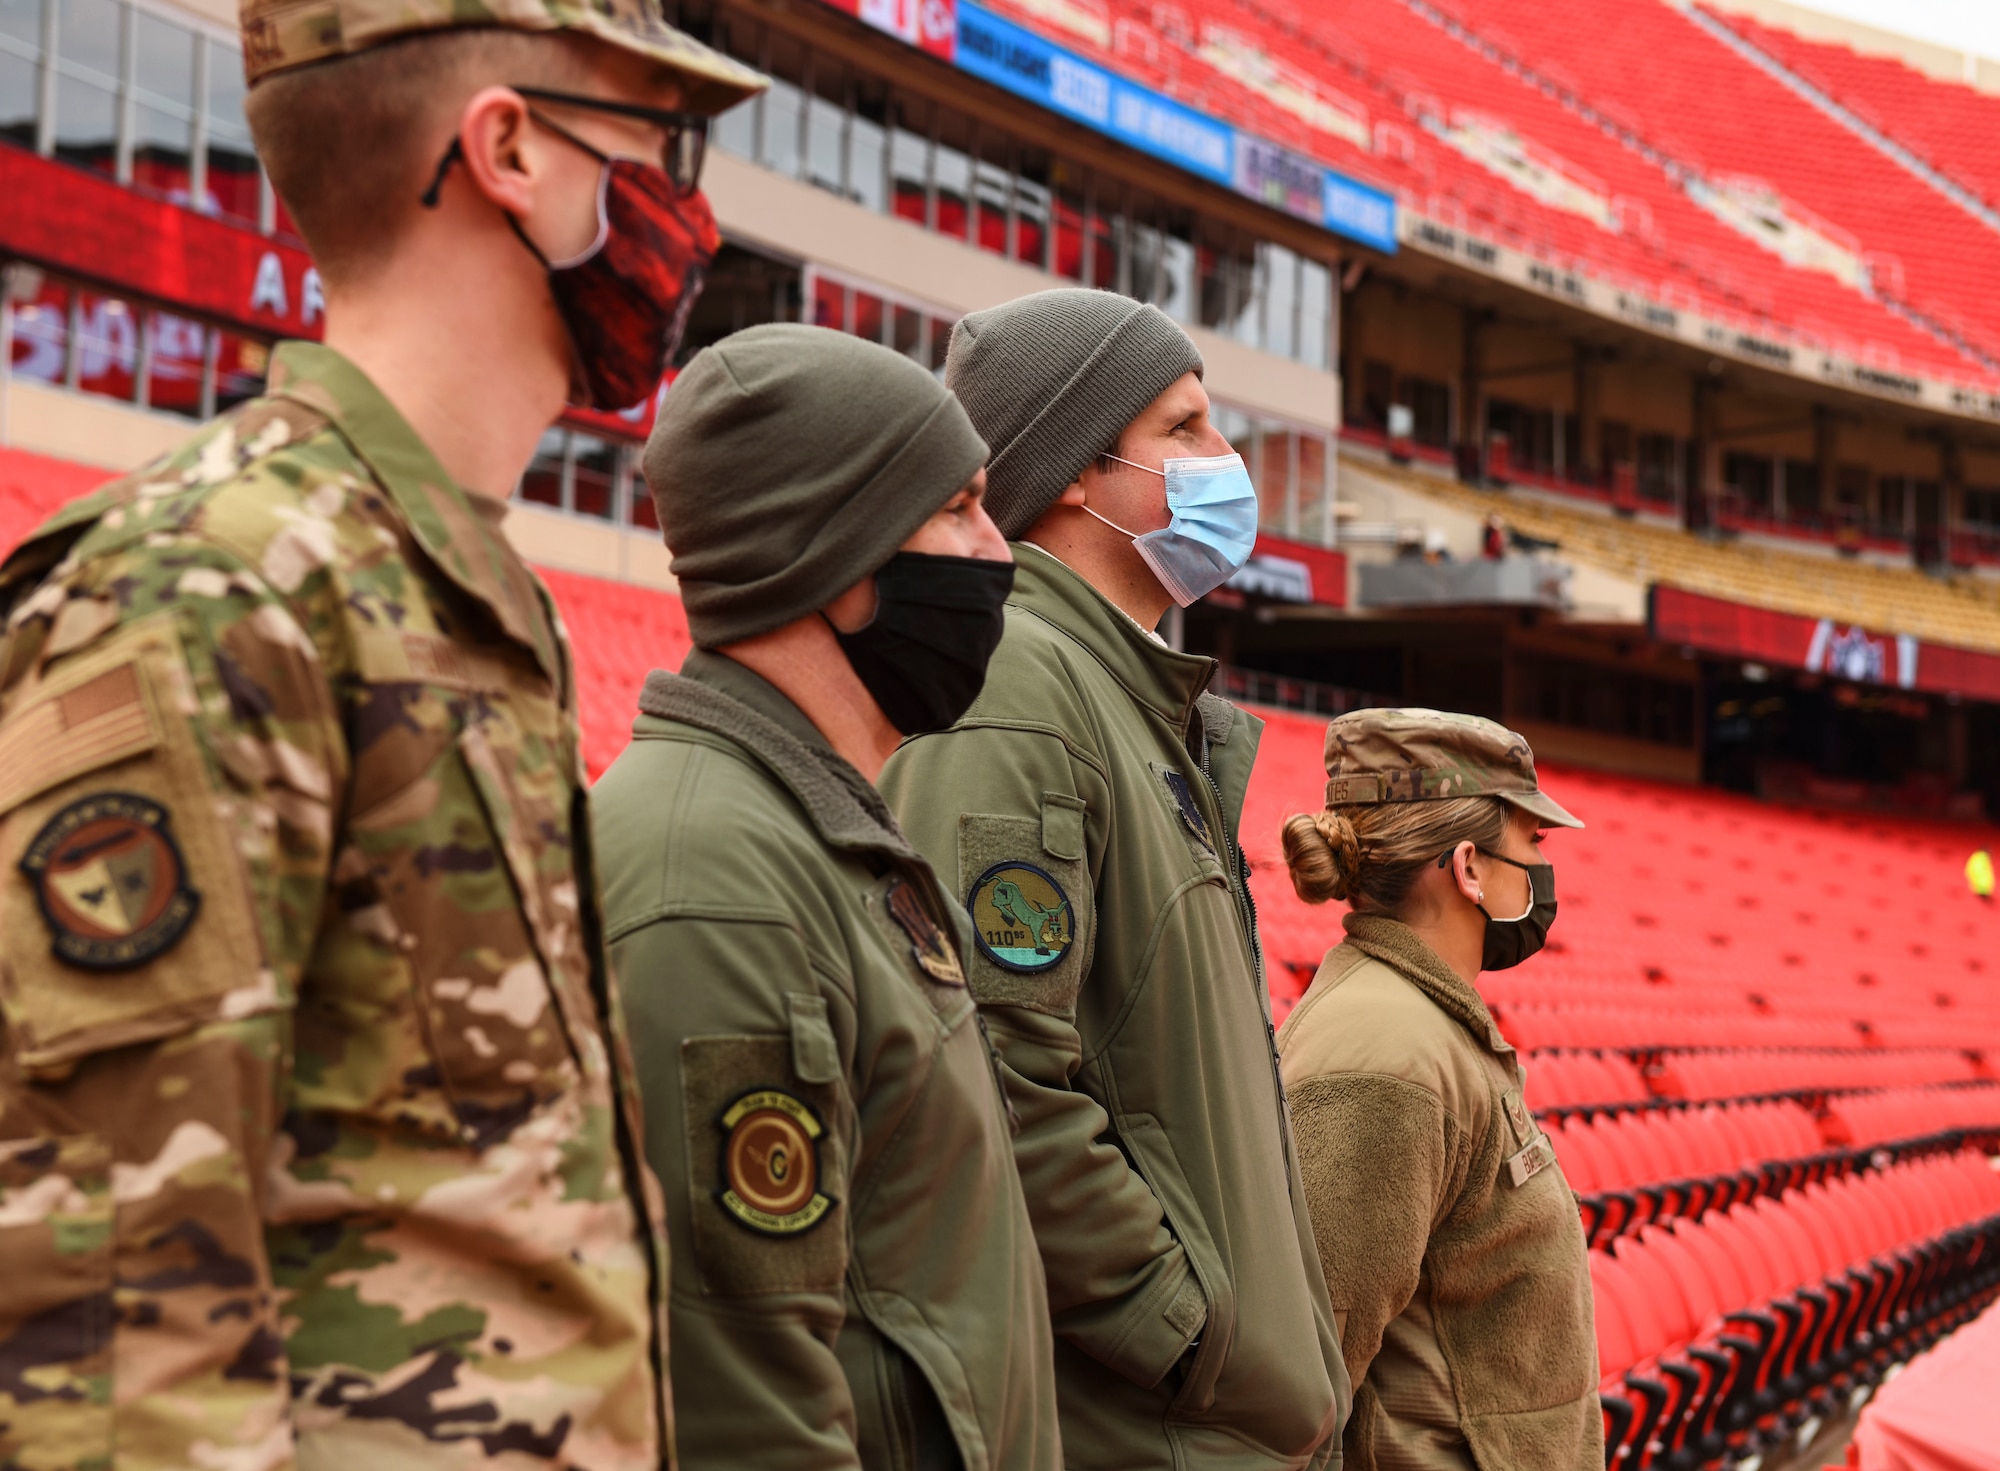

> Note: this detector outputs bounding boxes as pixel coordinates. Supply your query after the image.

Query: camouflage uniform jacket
[0,343,665,1470]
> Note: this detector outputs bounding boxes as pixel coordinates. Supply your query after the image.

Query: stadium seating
[537,566,693,779]
[1702,6,2000,219]
[1824,1082,2000,1150]
[1592,1149,2000,1469]
[1526,1050,1656,1111]
[1354,457,2000,655]
[1433,0,2000,366]
[0,448,108,554]
[980,0,2000,386]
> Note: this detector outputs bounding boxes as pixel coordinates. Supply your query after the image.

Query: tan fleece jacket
[1277,914,1601,1471]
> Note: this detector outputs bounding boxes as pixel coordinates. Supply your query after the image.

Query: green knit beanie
[644,324,990,647]
[945,288,1204,539]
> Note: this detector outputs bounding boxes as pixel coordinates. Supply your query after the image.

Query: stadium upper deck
[1701,5,2000,225]
[973,0,2000,391]
[11,0,2000,815]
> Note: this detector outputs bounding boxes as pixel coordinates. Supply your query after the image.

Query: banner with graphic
[814,0,1397,252]
[821,0,957,60]
[1226,532,1347,608]
[1649,584,2000,702]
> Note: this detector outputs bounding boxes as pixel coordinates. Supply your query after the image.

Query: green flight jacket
[1277,914,1601,1471]
[879,545,1348,1470]
[594,652,1061,1471]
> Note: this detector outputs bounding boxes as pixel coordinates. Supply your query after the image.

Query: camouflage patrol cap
[1320,708,1584,829]
[239,0,768,110]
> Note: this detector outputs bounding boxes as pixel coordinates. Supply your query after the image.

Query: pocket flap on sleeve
[1040,793,1087,862]
[787,993,840,1085]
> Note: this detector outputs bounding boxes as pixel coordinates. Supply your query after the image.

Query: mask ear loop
[419,138,464,209]
[1075,452,1166,539]
[1099,452,1165,478]
[1447,846,1538,924]
[1436,844,1534,922]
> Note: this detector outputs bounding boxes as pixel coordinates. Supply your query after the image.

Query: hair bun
[1282,808,1361,905]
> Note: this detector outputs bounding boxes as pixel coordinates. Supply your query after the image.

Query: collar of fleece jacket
[1339,912,1515,1057]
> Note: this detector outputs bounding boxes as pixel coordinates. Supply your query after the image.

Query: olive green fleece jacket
[1277,913,1601,1471]
[879,545,1348,1470]
[594,651,1061,1471]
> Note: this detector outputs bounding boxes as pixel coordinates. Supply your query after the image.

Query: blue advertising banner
[1322,171,1398,255]
[932,2,1397,253]
[955,3,1233,184]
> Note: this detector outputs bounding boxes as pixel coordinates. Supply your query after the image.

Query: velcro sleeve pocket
[681,1035,847,1297]
[956,812,1091,1016]
[0,615,270,1068]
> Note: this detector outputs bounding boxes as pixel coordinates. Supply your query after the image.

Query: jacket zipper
[1197,748,1294,1192]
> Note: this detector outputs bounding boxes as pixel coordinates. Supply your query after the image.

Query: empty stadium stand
[1432,0,2000,361]
[1355,452,2000,655]
[980,0,2000,384]
[1703,6,2000,219]
[1592,1150,2000,1468]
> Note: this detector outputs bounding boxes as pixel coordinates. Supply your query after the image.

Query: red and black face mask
[422,110,720,412]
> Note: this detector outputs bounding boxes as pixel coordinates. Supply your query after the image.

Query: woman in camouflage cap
[1274,708,1602,1471]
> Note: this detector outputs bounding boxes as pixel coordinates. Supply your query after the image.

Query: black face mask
[1479,852,1557,971]
[1442,848,1557,971]
[831,552,1015,736]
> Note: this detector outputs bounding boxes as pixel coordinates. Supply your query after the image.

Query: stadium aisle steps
[1702,6,2000,218]
[1437,0,2000,364]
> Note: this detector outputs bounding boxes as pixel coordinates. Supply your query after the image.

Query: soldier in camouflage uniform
[0,0,762,1466]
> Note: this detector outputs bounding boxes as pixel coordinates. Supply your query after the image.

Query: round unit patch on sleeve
[967,861,1074,973]
[19,792,201,971]
[716,1088,834,1236]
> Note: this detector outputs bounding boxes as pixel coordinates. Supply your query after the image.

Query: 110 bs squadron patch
[967,861,1074,973]
[20,791,201,969]
[717,1088,835,1235]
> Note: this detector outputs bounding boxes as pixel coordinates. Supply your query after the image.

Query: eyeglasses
[511,86,710,197]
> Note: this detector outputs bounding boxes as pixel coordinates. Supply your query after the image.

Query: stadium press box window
[0,0,266,225]
[686,1,1335,374]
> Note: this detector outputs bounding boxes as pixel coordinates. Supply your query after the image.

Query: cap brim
[1501,788,1585,830]
[576,13,769,115]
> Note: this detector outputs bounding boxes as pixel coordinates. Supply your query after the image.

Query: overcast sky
[1797,0,2000,60]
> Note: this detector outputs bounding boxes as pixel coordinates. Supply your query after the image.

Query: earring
[1476,889,1485,902]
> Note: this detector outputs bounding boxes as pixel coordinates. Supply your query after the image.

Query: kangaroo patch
[717,1088,835,1237]
[967,861,1075,973]
[20,792,200,971]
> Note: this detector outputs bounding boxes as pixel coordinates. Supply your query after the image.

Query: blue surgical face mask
[1081,452,1261,607]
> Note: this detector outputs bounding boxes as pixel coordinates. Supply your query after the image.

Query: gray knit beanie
[645,324,989,647]
[945,288,1204,539]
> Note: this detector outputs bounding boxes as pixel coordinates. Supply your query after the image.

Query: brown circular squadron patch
[716,1088,833,1236]
[19,792,201,971]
